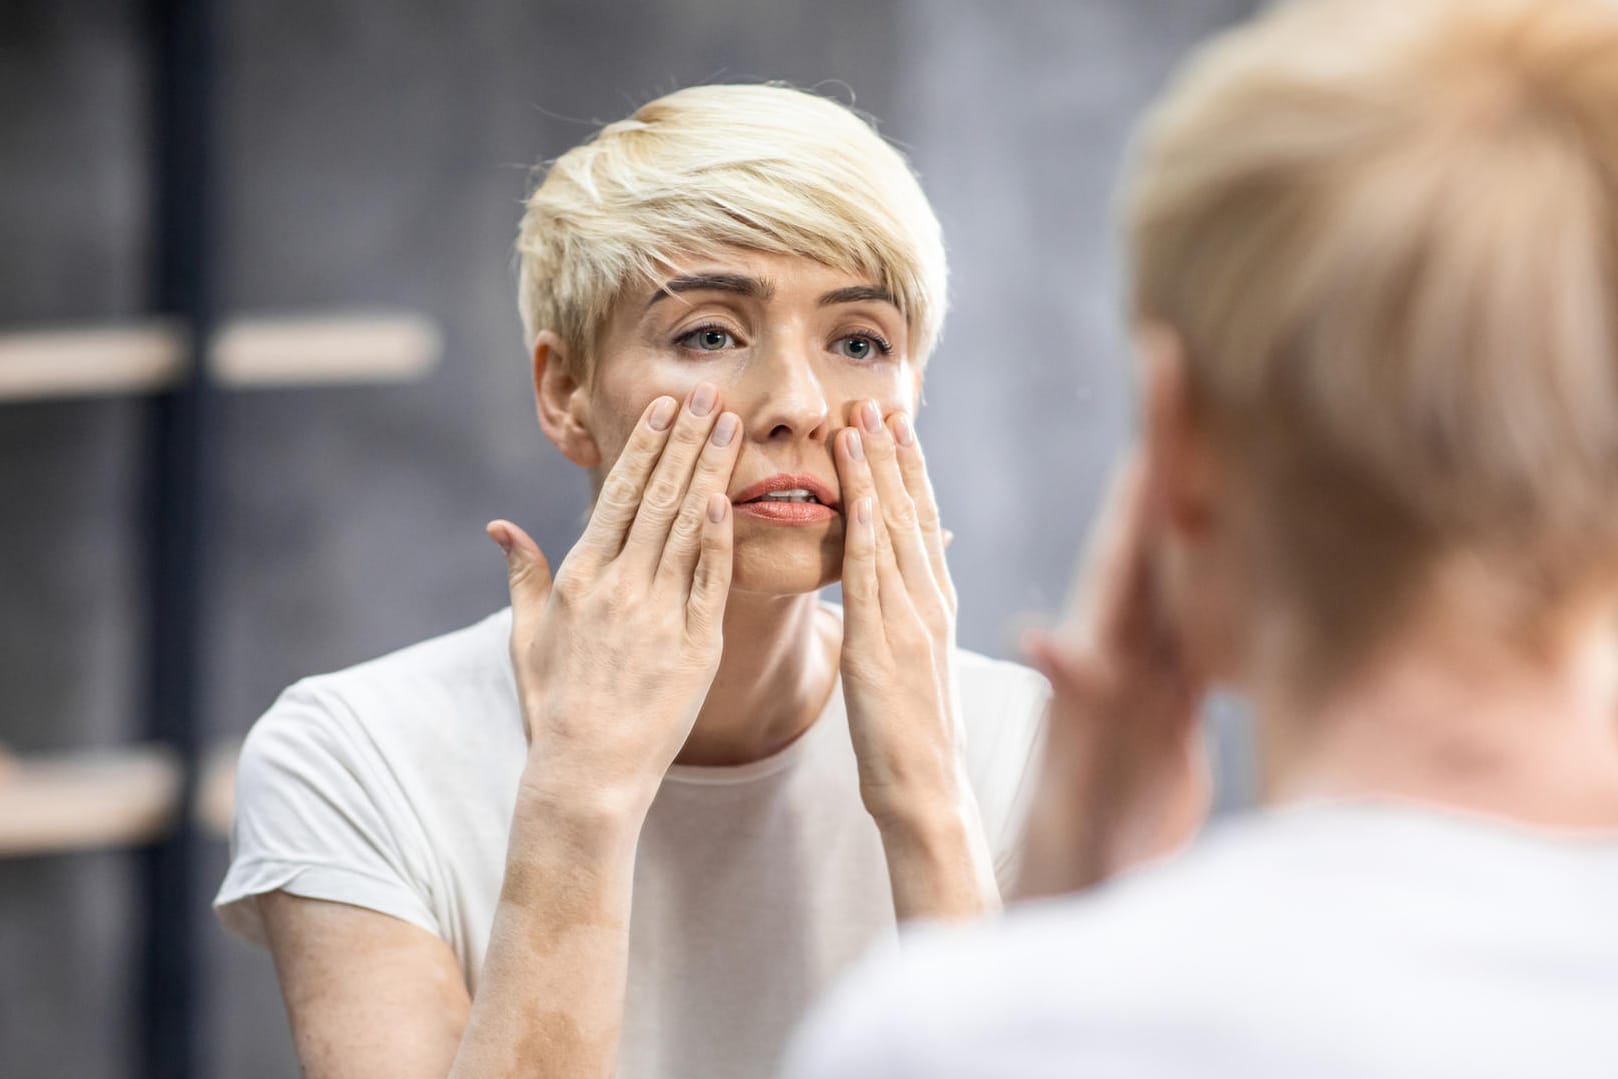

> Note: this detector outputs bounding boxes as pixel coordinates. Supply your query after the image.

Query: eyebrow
[819,285,898,309]
[645,273,774,308]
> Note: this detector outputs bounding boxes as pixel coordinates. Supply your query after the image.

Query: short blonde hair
[1126,0,1618,640]
[516,84,947,371]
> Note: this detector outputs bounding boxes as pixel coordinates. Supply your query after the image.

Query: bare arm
[260,892,470,1079]
[259,386,740,1078]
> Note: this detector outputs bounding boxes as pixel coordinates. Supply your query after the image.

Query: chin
[727,518,844,595]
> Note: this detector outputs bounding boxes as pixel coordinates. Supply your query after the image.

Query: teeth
[758,489,818,503]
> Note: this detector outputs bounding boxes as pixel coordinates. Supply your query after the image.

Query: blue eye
[678,327,735,351]
[834,334,889,361]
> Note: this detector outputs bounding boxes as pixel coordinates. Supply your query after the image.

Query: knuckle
[884,502,919,531]
[597,475,639,513]
[642,477,683,514]
[668,508,703,544]
[671,414,711,445]
[550,572,583,609]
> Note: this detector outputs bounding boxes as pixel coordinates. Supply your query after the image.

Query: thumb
[486,519,553,612]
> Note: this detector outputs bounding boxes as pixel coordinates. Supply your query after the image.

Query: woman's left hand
[834,400,997,918]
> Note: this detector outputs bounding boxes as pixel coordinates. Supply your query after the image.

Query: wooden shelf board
[196,739,240,839]
[0,744,182,857]
[0,311,440,401]
[0,322,187,400]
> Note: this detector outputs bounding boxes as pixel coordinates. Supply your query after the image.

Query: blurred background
[0,1,1256,1075]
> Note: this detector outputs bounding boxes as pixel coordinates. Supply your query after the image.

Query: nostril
[768,423,793,440]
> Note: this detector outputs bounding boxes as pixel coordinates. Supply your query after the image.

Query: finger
[686,492,734,637]
[838,492,882,646]
[487,518,554,629]
[659,410,742,588]
[576,395,679,566]
[833,419,879,593]
[1020,628,1090,696]
[853,400,937,597]
[1060,453,1156,654]
[621,381,723,572]
[889,410,956,613]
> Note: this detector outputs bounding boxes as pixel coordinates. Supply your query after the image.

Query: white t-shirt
[785,802,1618,1079]
[215,605,1049,1079]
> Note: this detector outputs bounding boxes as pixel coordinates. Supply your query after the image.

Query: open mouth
[747,488,823,505]
[732,474,840,524]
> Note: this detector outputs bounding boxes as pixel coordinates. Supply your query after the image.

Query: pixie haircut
[1125,0,1618,643]
[516,84,947,372]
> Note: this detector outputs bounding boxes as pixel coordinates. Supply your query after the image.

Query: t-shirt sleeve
[213,679,439,946]
[982,666,1052,892]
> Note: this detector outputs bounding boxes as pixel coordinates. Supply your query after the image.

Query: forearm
[874,779,1001,922]
[449,782,643,1079]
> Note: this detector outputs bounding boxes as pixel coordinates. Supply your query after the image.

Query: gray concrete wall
[0,2,1253,1074]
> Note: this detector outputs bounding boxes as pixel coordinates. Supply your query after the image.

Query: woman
[787,0,1618,1074]
[214,84,1048,1078]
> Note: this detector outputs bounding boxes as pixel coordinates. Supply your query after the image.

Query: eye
[676,326,736,352]
[832,334,891,361]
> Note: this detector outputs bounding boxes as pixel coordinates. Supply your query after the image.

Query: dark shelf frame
[139,1,216,1076]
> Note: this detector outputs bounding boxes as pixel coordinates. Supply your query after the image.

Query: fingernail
[707,492,729,523]
[893,413,915,446]
[486,521,513,555]
[856,497,872,526]
[847,428,864,461]
[860,400,882,433]
[691,382,718,417]
[711,413,738,447]
[649,397,676,430]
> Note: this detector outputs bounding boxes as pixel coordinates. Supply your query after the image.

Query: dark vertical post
[140,0,215,1076]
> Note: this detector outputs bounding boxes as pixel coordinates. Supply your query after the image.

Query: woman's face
[580,247,920,595]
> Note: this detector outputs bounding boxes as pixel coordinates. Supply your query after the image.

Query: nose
[736,338,831,445]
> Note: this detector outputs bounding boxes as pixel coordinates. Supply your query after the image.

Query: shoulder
[784,830,1279,1079]
[237,608,522,809]
[951,647,1050,730]
[248,608,518,750]
[946,646,1050,861]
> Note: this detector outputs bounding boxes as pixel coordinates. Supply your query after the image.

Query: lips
[732,472,841,525]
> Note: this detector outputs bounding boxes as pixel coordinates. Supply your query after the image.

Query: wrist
[866,773,977,849]
[514,760,655,838]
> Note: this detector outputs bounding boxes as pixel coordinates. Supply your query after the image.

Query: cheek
[588,358,704,468]
[822,362,918,418]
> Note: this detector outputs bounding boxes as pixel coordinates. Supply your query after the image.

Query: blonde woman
[788,0,1618,1075]
[213,85,1048,1078]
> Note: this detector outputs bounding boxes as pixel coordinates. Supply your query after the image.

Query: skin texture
[1015,323,1618,900]
[259,249,997,1079]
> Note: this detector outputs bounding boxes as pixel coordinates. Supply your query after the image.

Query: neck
[673,589,839,767]
[1255,594,1618,831]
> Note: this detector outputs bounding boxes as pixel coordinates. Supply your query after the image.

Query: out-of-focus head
[515,83,947,375]
[1124,0,1618,692]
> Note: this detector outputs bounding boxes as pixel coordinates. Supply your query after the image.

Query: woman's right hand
[485,382,742,821]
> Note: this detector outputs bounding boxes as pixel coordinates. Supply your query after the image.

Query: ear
[532,330,601,468]
[1135,323,1219,542]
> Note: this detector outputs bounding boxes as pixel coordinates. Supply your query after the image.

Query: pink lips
[731,473,841,526]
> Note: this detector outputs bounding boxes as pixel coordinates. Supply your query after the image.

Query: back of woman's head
[1126,0,1618,656]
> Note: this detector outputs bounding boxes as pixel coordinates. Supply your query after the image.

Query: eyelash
[671,323,894,359]
[673,321,743,353]
[840,330,894,357]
